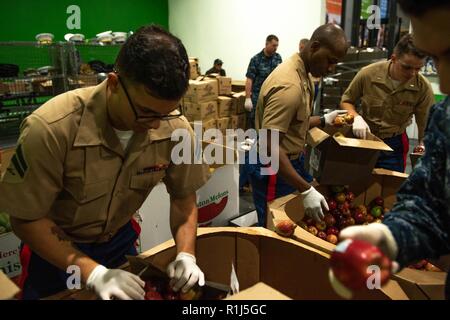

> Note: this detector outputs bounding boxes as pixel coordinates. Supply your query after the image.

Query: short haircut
[115,24,189,100]
[309,23,347,52]
[299,38,309,46]
[397,0,450,17]
[266,35,279,43]
[394,34,427,59]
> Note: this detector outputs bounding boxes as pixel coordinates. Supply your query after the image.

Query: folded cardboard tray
[47,227,409,300]
[267,169,447,300]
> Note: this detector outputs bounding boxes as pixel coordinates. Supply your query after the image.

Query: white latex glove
[324,110,348,125]
[86,265,145,300]
[352,115,371,140]
[167,252,205,293]
[244,98,253,112]
[339,223,399,266]
[300,186,329,222]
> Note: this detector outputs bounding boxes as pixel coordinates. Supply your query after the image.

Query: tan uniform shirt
[256,53,314,155]
[341,60,435,141]
[0,81,210,243]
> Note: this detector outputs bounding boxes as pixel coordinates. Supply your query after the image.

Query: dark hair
[115,24,189,100]
[394,34,427,59]
[266,35,279,43]
[398,0,450,17]
[310,23,347,52]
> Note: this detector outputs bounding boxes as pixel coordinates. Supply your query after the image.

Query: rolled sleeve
[0,115,64,220]
[341,70,365,105]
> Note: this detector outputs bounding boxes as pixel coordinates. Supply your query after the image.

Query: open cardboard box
[267,169,446,300]
[47,227,409,300]
[305,125,392,185]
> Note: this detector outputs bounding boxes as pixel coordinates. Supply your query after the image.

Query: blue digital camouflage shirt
[383,97,450,270]
[246,50,282,106]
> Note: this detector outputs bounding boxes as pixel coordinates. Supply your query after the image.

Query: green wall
[0,0,169,42]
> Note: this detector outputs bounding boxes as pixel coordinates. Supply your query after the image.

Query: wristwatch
[320,115,326,128]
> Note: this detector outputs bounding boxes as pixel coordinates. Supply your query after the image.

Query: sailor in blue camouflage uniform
[244,35,282,129]
[340,0,450,299]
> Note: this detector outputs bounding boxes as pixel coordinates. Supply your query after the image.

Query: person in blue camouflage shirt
[244,35,282,129]
[339,0,450,300]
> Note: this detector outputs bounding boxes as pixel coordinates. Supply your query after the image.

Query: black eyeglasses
[116,73,183,121]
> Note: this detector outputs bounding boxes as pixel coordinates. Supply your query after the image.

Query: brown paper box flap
[333,134,393,151]
[307,127,330,148]
[0,271,20,300]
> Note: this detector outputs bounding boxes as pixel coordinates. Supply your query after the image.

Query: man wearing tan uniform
[0,25,210,300]
[341,34,435,172]
[248,24,348,227]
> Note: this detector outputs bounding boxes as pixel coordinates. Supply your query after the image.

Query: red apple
[317,231,327,240]
[303,216,315,226]
[145,291,163,300]
[327,234,338,244]
[307,226,318,236]
[373,197,384,207]
[335,193,346,204]
[275,220,297,237]
[353,212,366,225]
[327,199,338,211]
[330,239,392,291]
[316,220,327,231]
[326,226,340,236]
[410,260,428,270]
[366,214,375,223]
[346,192,355,202]
[371,206,383,218]
[413,146,425,154]
[323,214,336,227]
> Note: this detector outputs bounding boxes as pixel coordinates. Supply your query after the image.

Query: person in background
[299,38,309,52]
[340,34,435,173]
[248,24,348,227]
[205,58,226,76]
[339,0,450,300]
[0,25,209,300]
[245,35,282,129]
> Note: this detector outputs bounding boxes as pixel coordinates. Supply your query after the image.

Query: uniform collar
[371,60,420,92]
[294,53,314,94]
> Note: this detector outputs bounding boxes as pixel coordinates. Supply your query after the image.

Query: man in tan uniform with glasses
[0,25,210,300]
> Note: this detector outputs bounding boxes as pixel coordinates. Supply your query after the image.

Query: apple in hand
[329,239,392,292]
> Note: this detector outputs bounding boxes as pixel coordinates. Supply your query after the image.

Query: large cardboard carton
[190,119,217,134]
[216,117,231,134]
[224,282,291,300]
[0,271,19,300]
[189,58,200,80]
[184,101,218,122]
[232,91,246,115]
[48,228,409,300]
[217,96,236,118]
[305,125,392,185]
[268,169,446,300]
[207,75,232,96]
[231,114,246,130]
[185,79,218,103]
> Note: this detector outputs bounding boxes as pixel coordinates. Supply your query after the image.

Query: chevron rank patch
[3,144,29,183]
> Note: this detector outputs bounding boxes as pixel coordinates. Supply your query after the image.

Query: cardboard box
[225,282,291,300]
[189,58,200,80]
[268,168,446,300]
[184,101,218,122]
[217,96,236,118]
[190,118,217,134]
[0,232,22,278]
[216,117,231,135]
[231,80,246,93]
[0,271,19,300]
[410,152,423,169]
[232,91,246,114]
[305,125,392,185]
[185,79,218,103]
[207,75,232,96]
[48,228,409,300]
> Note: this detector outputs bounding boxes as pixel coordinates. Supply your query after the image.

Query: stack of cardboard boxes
[183,58,247,135]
